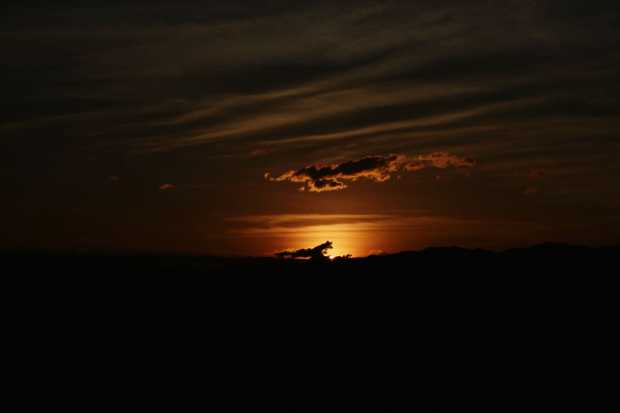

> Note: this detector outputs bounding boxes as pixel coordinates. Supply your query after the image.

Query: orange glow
[280,223,374,257]
[230,215,427,257]
[228,214,392,257]
[228,213,552,257]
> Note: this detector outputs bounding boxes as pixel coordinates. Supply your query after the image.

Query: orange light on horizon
[285,223,384,257]
[228,212,534,257]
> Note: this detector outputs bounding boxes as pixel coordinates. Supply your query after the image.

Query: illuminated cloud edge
[265,152,475,192]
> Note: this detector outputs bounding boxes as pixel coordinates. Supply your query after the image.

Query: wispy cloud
[228,214,392,228]
[227,213,449,237]
[405,152,476,171]
[266,152,475,192]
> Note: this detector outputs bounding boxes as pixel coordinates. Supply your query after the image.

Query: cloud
[159,183,176,190]
[228,214,392,230]
[266,154,406,192]
[266,153,475,192]
[405,152,476,171]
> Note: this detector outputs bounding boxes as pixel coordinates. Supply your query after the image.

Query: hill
[3,243,617,275]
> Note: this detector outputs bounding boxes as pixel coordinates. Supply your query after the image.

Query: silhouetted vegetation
[275,241,333,262]
[3,243,617,275]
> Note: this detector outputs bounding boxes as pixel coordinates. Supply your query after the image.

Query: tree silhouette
[275,241,333,262]
[332,254,352,262]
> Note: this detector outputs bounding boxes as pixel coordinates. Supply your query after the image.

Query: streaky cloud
[405,152,476,171]
[266,152,475,192]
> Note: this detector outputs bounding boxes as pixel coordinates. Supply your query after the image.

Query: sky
[2,1,620,256]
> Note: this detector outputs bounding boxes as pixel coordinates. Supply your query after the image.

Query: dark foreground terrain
[3,243,617,275]
[4,243,616,408]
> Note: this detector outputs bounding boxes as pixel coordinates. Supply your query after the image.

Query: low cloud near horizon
[265,152,475,192]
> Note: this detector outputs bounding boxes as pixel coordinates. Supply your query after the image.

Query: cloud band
[266,152,475,192]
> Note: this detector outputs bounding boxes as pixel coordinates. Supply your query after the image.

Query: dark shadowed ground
[4,243,617,275]
[4,244,616,410]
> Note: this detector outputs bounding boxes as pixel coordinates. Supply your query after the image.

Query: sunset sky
[3,1,620,256]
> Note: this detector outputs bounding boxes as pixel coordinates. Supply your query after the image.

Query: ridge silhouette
[1,243,617,275]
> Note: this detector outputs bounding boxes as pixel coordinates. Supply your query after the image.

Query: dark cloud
[4,1,619,155]
[266,153,475,192]
[266,154,405,192]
